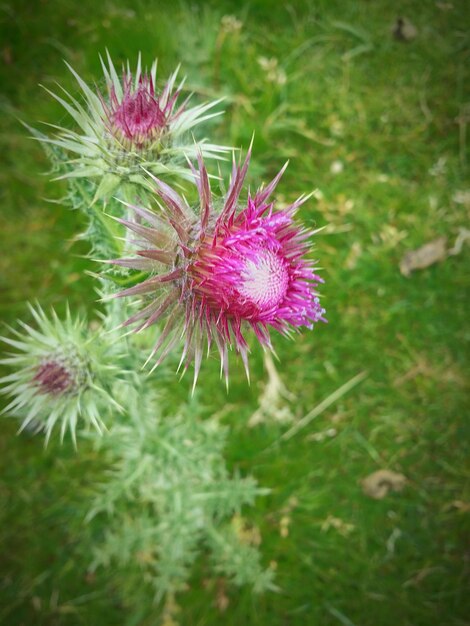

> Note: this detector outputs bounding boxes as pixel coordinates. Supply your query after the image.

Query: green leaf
[92,173,122,204]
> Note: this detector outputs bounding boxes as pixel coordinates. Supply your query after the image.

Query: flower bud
[0,305,122,445]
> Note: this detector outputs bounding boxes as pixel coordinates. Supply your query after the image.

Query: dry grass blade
[265,371,368,448]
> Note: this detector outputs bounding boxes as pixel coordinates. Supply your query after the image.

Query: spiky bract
[109,150,326,386]
[0,305,122,444]
[37,52,229,199]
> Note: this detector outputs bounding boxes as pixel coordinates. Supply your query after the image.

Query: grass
[0,0,469,624]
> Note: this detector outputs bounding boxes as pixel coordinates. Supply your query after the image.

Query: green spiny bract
[33,51,230,202]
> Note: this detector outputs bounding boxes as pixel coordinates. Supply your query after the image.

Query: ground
[0,1,469,625]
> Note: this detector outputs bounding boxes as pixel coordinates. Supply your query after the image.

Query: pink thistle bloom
[108,151,326,387]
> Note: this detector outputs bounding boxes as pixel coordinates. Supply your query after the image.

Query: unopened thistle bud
[37,52,230,200]
[0,305,122,445]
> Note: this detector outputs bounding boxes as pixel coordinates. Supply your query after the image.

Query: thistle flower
[37,52,229,200]
[108,150,326,387]
[0,305,122,445]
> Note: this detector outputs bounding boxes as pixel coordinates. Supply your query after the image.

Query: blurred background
[0,0,469,624]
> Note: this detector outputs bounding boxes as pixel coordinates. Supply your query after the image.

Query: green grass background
[0,0,469,624]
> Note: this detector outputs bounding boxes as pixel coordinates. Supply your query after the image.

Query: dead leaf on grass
[393,350,466,387]
[161,593,181,626]
[435,2,454,11]
[280,515,291,538]
[399,237,447,276]
[2,46,12,65]
[392,17,418,42]
[386,527,402,554]
[248,351,294,427]
[445,500,470,513]
[273,496,299,538]
[345,241,362,270]
[215,578,229,612]
[452,190,470,206]
[361,469,407,499]
[448,227,470,256]
[307,427,337,442]
[321,515,355,536]
[231,514,262,546]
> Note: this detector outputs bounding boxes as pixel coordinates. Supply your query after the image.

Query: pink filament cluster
[190,198,324,336]
[33,359,75,396]
[102,73,183,148]
[110,151,326,384]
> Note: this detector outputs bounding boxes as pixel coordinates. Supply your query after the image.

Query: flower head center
[239,249,289,310]
[33,359,75,396]
[112,87,166,144]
